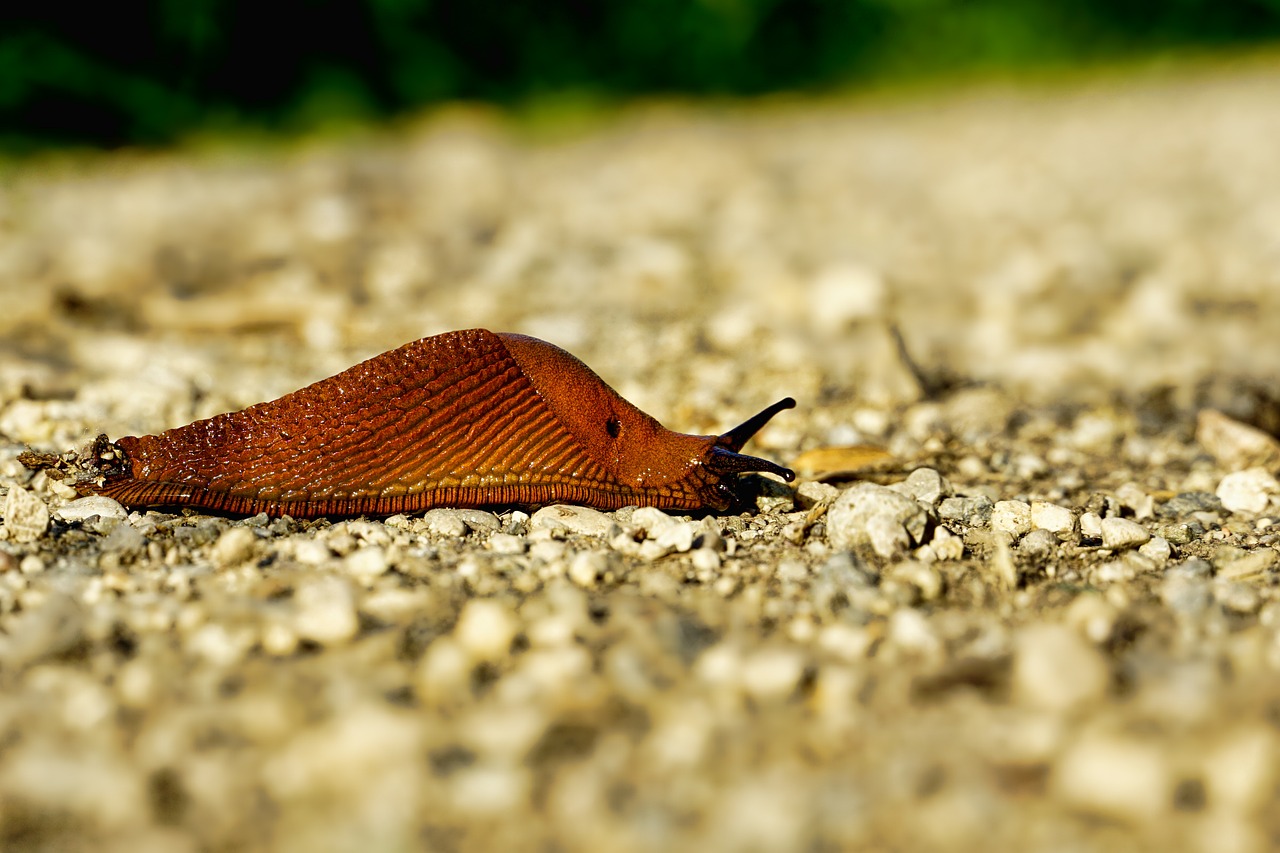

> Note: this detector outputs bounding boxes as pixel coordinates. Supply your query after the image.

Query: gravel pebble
[827,483,928,557]
[421,508,469,537]
[1196,409,1280,471]
[3,485,49,543]
[892,467,951,506]
[1100,517,1151,549]
[1030,500,1074,534]
[938,494,993,527]
[1216,469,1280,515]
[529,505,615,536]
[991,500,1032,538]
[453,599,519,662]
[344,544,391,580]
[1054,732,1171,822]
[52,495,128,523]
[293,577,359,645]
[1012,624,1109,711]
[211,526,258,568]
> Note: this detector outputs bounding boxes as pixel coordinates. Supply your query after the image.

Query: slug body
[81,329,795,518]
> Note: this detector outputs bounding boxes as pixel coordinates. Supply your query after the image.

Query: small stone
[211,527,257,568]
[344,545,390,580]
[1019,528,1059,560]
[52,496,127,523]
[1030,501,1075,534]
[739,647,805,701]
[291,538,332,566]
[1216,468,1280,515]
[3,486,48,543]
[1152,522,1197,545]
[886,609,941,659]
[1100,517,1150,549]
[528,505,614,537]
[1137,537,1172,566]
[568,550,609,587]
[1214,547,1277,580]
[1216,581,1261,615]
[826,483,928,558]
[938,495,993,527]
[1196,409,1280,471]
[655,520,697,554]
[417,638,471,705]
[892,467,951,506]
[1054,733,1170,822]
[488,533,526,555]
[1115,483,1155,520]
[1079,512,1104,539]
[101,523,146,558]
[421,509,468,537]
[453,599,519,663]
[924,526,964,561]
[991,500,1031,538]
[293,577,359,645]
[794,481,838,509]
[691,548,721,572]
[1012,624,1109,711]
[1202,727,1276,813]
[630,506,679,536]
[458,510,502,533]
[1157,492,1223,518]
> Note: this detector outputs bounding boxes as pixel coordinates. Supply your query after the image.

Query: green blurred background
[3,0,1279,151]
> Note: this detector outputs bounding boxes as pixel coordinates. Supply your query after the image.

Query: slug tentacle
[718,397,797,452]
[78,329,796,518]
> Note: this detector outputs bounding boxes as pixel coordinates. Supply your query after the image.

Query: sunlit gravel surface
[4,61,1280,852]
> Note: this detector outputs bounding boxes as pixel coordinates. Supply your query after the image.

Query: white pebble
[740,647,805,701]
[417,638,471,704]
[211,527,257,568]
[1100,517,1151,549]
[1217,468,1280,515]
[528,504,614,536]
[344,545,390,580]
[568,550,609,587]
[488,533,526,555]
[3,485,48,543]
[1079,511,1104,539]
[887,609,940,659]
[1030,501,1074,534]
[691,548,721,572]
[1203,727,1276,813]
[291,538,332,566]
[293,577,359,645]
[1012,624,1109,711]
[991,500,1032,538]
[1054,732,1170,822]
[1137,537,1171,565]
[52,495,127,523]
[420,508,468,537]
[892,467,951,506]
[826,483,928,558]
[655,520,697,554]
[1196,408,1280,471]
[453,599,519,663]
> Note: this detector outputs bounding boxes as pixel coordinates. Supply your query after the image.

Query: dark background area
[3,0,1280,151]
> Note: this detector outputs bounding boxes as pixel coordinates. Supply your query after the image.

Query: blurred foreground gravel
[4,62,1280,851]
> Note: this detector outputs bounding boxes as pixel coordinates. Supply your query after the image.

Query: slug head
[498,333,795,511]
[698,397,796,510]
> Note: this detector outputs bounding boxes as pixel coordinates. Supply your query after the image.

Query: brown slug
[79,329,795,518]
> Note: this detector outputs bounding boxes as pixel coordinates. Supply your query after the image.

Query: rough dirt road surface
[4,61,1280,852]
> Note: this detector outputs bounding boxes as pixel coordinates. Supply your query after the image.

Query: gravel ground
[4,60,1280,852]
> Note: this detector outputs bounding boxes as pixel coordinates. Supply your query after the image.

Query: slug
[78,329,795,518]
